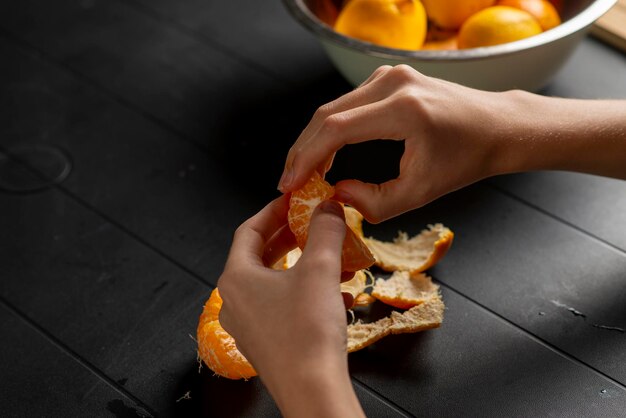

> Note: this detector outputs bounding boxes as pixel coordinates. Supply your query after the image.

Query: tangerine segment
[288,171,375,272]
[197,289,257,380]
[344,206,365,237]
[288,171,335,249]
[198,287,223,323]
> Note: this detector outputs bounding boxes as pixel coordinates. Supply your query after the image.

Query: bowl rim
[282,0,617,61]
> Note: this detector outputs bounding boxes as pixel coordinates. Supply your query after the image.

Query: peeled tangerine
[334,0,428,50]
[288,171,375,273]
[196,289,257,380]
[197,179,454,380]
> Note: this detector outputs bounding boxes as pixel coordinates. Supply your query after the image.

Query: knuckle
[390,64,418,83]
[373,65,392,77]
[320,114,345,136]
[314,103,333,120]
[394,90,421,110]
[364,206,384,224]
[232,223,248,242]
[393,91,432,124]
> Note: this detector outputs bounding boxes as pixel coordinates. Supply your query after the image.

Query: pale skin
[219,65,626,416]
[278,64,626,223]
[218,196,366,418]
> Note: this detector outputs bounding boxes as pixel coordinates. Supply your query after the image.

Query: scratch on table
[592,324,626,333]
[550,300,624,334]
[551,300,586,318]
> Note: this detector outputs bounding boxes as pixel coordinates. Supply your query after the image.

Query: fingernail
[320,200,344,218]
[278,168,293,192]
[333,189,353,204]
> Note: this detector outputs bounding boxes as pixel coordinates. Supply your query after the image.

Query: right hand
[277,65,514,223]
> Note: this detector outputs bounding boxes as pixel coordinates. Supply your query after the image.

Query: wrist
[261,354,364,418]
[484,89,542,176]
[487,90,626,179]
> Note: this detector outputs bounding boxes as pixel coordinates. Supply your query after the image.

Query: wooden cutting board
[591,0,626,52]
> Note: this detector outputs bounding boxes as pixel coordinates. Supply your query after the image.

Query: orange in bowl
[497,0,561,30]
[334,0,428,50]
[458,5,543,49]
[422,0,496,29]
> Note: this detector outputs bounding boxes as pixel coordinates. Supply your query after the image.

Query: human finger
[262,223,298,268]
[279,78,395,192]
[284,98,405,194]
[229,194,290,265]
[319,152,336,176]
[297,200,347,279]
[358,64,393,87]
[334,177,417,224]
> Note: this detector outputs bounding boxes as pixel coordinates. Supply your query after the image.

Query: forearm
[261,356,365,418]
[492,90,626,179]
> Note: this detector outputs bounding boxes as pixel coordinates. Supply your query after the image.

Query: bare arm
[493,91,626,180]
[278,65,626,223]
[218,196,365,418]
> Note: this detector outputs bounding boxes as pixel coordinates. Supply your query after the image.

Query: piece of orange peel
[197,205,452,379]
[364,224,454,274]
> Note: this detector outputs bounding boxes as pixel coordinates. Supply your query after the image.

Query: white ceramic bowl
[283,0,616,91]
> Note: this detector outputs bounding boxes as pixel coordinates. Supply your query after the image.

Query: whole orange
[422,26,458,50]
[422,0,496,30]
[497,0,561,30]
[334,0,428,50]
[458,5,542,49]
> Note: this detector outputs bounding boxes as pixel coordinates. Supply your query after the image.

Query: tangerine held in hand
[197,289,257,380]
[288,171,375,272]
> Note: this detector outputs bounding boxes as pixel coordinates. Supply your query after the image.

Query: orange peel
[364,224,454,273]
[347,294,444,352]
[371,270,440,309]
[197,198,452,379]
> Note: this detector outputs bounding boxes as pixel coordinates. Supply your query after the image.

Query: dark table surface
[1,1,626,417]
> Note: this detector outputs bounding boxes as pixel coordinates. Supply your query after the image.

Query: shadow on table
[209,71,404,206]
[170,363,279,418]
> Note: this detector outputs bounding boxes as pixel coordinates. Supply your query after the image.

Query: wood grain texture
[591,0,626,52]
[1,0,625,416]
[0,304,152,417]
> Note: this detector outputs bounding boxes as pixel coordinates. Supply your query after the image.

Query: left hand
[217,195,365,418]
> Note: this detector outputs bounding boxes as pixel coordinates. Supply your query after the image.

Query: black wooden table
[1,1,625,417]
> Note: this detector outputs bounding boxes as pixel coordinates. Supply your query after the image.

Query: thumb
[334,178,415,224]
[298,200,347,277]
